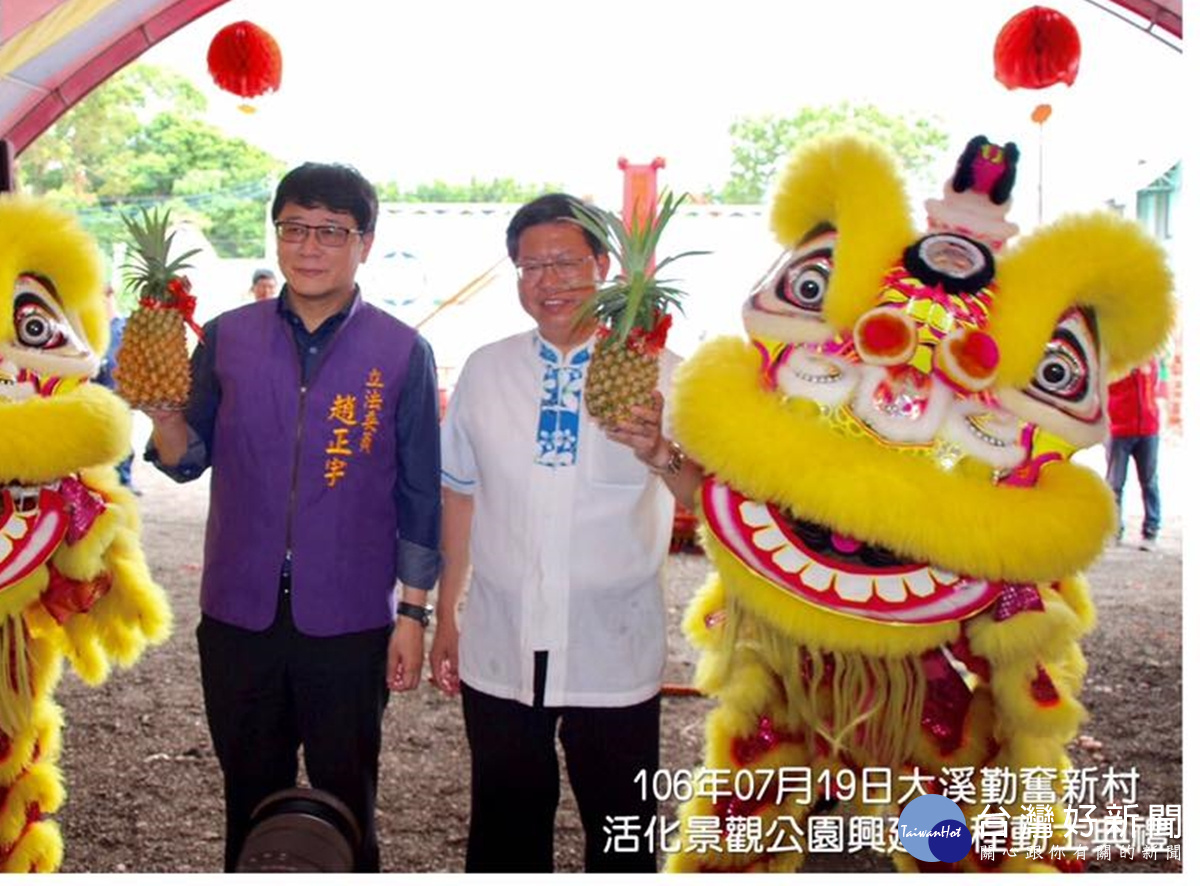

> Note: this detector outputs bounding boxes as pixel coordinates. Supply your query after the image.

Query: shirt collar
[535,331,593,367]
[278,284,359,337]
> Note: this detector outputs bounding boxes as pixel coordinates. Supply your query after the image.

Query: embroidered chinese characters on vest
[322,368,391,487]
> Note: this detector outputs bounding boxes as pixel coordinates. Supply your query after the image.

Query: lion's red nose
[854,308,917,365]
[937,328,1000,392]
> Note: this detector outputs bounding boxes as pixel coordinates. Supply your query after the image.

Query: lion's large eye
[743,230,838,345]
[779,260,829,313]
[1033,346,1086,400]
[1022,307,1102,422]
[995,307,1106,449]
[15,302,67,349]
[4,274,98,379]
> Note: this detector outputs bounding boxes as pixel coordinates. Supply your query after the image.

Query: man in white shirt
[432,193,700,872]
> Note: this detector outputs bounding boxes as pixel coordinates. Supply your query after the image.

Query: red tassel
[207,21,283,99]
[994,6,1081,91]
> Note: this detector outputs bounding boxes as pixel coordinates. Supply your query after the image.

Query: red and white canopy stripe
[0,0,1183,156]
[1,0,229,153]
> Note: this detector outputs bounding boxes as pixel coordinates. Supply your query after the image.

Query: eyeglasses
[275,221,362,248]
[514,255,594,282]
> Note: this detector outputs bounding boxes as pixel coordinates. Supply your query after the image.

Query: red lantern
[993,6,1081,91]
[207,21,283,101]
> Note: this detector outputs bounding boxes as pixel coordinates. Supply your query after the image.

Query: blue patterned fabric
[536,339,591,467]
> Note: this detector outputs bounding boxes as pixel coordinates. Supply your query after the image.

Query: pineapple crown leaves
[569,191,708,348]
[120,207,202,304]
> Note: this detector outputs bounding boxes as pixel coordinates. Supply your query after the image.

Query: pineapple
[571,191,705,430]
[113,208,201,410]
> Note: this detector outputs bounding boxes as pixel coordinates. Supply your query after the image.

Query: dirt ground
[53,441,1183,874]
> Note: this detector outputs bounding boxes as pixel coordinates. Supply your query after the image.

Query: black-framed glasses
[275,221,362,248]
[514,255,594,282]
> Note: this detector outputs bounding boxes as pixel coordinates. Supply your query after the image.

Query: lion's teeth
[752,526,787,552]
[834,571,872,602]
[874,575,908,602]
[739,501,773,528]
[801,561,833,591]
[772,546,806,574]
[904,570,936,598]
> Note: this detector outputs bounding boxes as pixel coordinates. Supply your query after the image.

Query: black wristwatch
[396,601,433,627]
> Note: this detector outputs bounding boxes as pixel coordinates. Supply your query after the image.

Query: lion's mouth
[783,515,909,569]
[1,486,67,590]
[702,479,1004,624]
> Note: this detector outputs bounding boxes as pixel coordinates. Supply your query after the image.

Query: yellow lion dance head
[668,136,1173,874]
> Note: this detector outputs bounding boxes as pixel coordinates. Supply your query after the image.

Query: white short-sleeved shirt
[441,330,678,707]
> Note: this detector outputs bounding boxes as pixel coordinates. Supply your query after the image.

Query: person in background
[144,163,441,871]
[1106,360,1163,551]
[250,268,278,301]
[430,193,701,872]
[94,286,137,492]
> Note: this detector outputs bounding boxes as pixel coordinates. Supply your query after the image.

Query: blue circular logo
[896,794,970,863]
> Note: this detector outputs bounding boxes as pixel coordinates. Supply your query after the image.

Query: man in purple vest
[145,163,441,872]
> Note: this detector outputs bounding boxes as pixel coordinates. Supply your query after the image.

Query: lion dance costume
[667,136,1173,873]
[0,195,170,871]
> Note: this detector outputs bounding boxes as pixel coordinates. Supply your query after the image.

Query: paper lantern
[207,21,283,102]
[994,6,1081,91]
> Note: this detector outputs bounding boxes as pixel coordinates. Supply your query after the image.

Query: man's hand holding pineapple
[572,191,705,503]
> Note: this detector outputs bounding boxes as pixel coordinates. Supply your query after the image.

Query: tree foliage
[715,102,951,204]
[378,177,564,203]
[19,64,284,260]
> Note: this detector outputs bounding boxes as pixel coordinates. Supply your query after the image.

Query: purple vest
[201,298,416,635]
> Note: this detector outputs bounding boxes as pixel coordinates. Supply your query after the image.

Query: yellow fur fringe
[0,691,62,785]
[0,615,35,737]
[994,212,1175,382]
[0,384,131,485]
[769,136,917,331]
[1,820,63,873]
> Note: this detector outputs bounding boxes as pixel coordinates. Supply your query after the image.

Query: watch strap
[396,601,433,627]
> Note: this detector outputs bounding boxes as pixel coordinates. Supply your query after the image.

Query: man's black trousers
[461,665,660,873]
[197,595,390,872]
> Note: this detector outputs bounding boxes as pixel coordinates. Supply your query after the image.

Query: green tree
[19,64,283,259]
[378,176,563,203]
[715,102,950,204]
